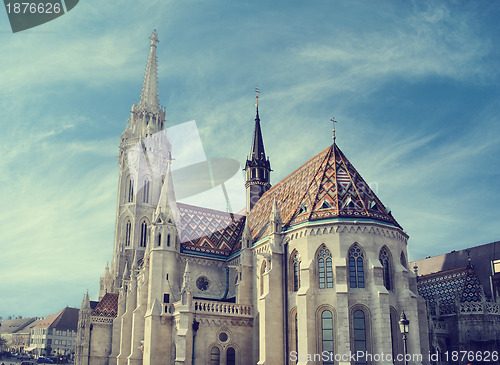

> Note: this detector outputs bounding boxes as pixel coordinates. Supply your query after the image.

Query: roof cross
[255,87,260,108]
[331,117,338,142]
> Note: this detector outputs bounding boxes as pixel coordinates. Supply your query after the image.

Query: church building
[75,31,429,365]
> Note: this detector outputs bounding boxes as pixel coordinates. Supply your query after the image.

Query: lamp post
[399,311,410,365]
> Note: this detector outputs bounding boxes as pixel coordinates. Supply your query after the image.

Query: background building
[0,317,37,353]
[411,241,500,364]
[29,307,79,359]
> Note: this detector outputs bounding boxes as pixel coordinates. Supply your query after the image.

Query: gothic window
[210,347,220,365]
[379,247,392,290]
[226,347,236,365]
[127,177,134,203]
[167,234,171,247]
[321,310,334,365]
[317,246,333,289]
[157,233,161,247]
[349,244,365,288]
[140,220,147,247]
[352,310,367,365]
[291,252,301,292]
[125,220,131,246]
[143,178,150,203]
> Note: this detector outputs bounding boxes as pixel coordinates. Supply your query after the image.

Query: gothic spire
[250,91,266,162]
[138,30,160,112]
[245,89,271,212]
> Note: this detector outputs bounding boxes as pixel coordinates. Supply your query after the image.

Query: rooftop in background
[411,241,500,299]
[0,317,37,334]
[33,307,79,331]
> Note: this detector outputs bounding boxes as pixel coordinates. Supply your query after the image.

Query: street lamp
[399,311,410,365]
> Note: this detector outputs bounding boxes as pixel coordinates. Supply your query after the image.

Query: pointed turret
[269,196,282,234]
[245,89,271,211]
[181,260,191,293]
[122,261,129,282]
[241,217,251,249]
[154,159,178,226]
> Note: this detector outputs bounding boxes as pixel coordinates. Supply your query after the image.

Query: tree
[0,337,7,351]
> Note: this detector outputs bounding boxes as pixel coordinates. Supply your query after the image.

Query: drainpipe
[191,319,199,365]
[283,240,289,365]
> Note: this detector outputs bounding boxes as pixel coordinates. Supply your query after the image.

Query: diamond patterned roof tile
[248,144,400,241]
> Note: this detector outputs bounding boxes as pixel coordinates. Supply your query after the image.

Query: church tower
[109,30,168,293]
[245,91,271,212]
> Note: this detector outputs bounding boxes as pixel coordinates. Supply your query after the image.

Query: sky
[1,0,499,318]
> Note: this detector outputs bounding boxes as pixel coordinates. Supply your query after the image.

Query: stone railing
[433,321,448,334]
[459,301,500,315]
[91,315,114,324]
[193,300,252,318]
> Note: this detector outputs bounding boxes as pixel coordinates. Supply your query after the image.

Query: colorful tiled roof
[417,266,483,315]
[248,144,400,241]
[91,293,119,318]
[178,203,245,257]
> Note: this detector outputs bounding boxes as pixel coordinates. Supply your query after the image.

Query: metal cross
[255,87,260,107]
[331,117,337,141]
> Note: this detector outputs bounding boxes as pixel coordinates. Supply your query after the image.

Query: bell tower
[109,30,168,292]
[245,89,271,211]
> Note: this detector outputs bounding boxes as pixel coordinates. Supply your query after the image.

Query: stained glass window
[349,245,364,288]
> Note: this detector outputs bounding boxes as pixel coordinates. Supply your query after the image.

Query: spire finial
[255,87,260,108]
[331,117,338,142]
[138,30,160,111]
[149,29,159,48]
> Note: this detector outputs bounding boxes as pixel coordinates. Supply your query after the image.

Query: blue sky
[1,0,499,318]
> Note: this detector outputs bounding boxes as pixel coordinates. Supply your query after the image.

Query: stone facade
[75,31,429,365]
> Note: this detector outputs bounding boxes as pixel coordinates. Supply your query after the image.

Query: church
[75,31,429,365]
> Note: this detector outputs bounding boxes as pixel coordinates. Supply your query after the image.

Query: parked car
[37,357,55,364]
[21,361,36,365]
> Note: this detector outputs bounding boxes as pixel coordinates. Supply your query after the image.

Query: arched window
[140,220,147,247]
[400,251,407,268]
[349,244,365,288]
[260,260,267,295]
[379,247,392,290]
[143,178,150,203]
[352,310,367,365]
[292,252,301,292]
[157,233,161,247]
[210,346,220,365]
[321,310,334,365]
[317,247,333,289]
[167,234,171,247]
[226,347,235,365]
[127,177,134,203]
[125,220,131,246]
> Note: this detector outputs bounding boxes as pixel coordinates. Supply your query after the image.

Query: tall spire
[245,89,271,212]
[138,30,160,112]
[250,88,266,161]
